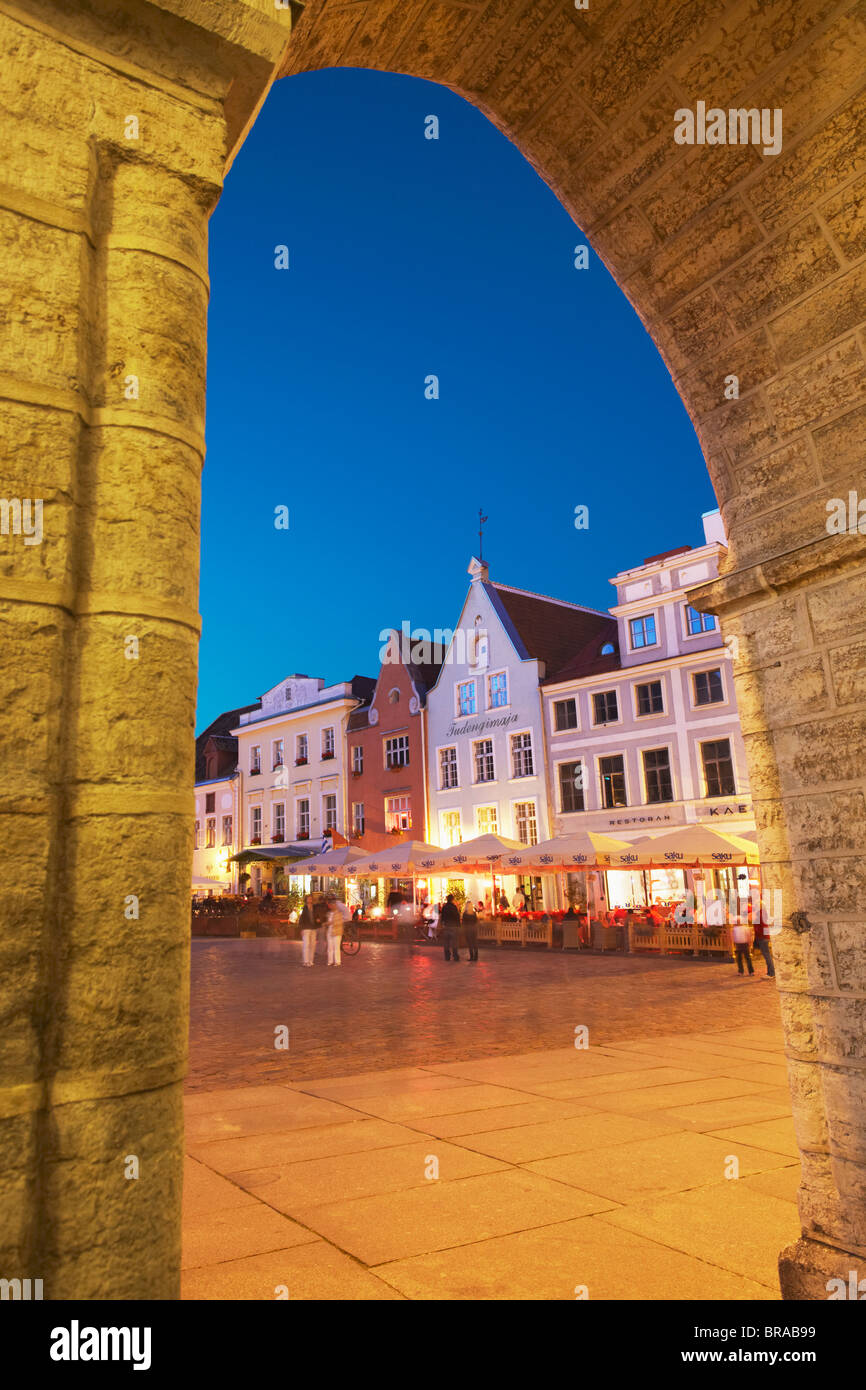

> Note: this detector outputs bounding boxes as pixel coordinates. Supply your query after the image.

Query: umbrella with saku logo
[608,826,760,868]
[339,839,444,917]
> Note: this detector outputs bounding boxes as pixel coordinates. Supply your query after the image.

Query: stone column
[0,0,291,1299]
[692,531,866,1300]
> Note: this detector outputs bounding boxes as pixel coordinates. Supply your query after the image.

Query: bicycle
[340,921,361,956]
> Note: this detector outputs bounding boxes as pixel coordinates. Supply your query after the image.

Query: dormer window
[601,642,616,656]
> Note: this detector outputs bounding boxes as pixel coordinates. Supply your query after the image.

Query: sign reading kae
[445,713,520,739]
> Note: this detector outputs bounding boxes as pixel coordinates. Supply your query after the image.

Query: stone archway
[1,0,863,1299]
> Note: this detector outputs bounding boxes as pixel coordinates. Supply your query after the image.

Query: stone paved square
[183,939,796,1299]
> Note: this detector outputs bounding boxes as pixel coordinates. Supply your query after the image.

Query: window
[351,745,363,774]
[205,818,215,847]
[322,727,335,758]
[273,803,285,837]
[473,738,495,783]
[694,668,724,706]
[553,698,577,731]
[441,810,462,846]
[488,672,508,708]
[296,733,308,763]
[600,755,627,808]
[643,748,674,803]
[636,680,664,716]
[601,642,616,656]
[205,791,215,814]
[194,819,200,848]
[272,738,284,770]
[476,805,498,835]
[250,806,262,842]
[685,604,717,635]
[629,614,657,649]
[323,794,337,831]
[296,799,310,837]
[385,795,412,831]
[511,732,534,778]
[559,761,585,813]
[352,802,365,836]
[250,745,261,774]
[385,735,410,769]
[701,739,736,797]
[593,690,619,725]
[440,746,458,790]
[515,801,538,846]
[457,680,476,716]
[222,815,232,845]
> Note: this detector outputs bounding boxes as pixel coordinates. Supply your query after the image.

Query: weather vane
[478,507,488,561]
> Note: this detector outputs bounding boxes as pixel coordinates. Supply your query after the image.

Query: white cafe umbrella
[346,839,445,916]
[296,844,368,874]
[608,826,760,869]
[495,831,631,873]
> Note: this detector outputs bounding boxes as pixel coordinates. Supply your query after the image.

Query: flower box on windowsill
[388,763,407,772]
[295,757,308,766]
[351,832,363,840]
[322,752,335,761]
[271,833,284,843]
[297,831,309,840]
[250,836,261,845]
[250,769,261,777]
[351,770,362,778]
[272,764,284,773]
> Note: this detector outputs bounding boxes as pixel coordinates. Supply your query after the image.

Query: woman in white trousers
[299,895,317,967]
[326,895,350,966]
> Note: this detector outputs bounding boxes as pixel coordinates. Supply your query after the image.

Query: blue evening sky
[198,68,715,731]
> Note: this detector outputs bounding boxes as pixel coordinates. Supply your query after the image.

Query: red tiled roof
[488,583,617,682]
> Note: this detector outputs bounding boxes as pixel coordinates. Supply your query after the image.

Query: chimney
[702,509,727,547]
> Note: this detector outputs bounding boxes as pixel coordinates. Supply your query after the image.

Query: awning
[229,845,316,865]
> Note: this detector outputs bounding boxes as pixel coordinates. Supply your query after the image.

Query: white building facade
[542,511,757,909]
[424,559,615,908]
[231,673,374,894]
[192,774,238,895]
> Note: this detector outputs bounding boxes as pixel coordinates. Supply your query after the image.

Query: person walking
[462,900,479,962]
[439,894,461,961]
[299,894,317,967]
[750,896,776,978]
[310,893,330,965]
[326,893,350,967]
[731,918,754,977]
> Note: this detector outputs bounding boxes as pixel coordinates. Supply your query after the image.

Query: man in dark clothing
[462,901,479,962]
[440,894,461,961]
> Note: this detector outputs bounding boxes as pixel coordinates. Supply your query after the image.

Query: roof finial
[478,507,488,562]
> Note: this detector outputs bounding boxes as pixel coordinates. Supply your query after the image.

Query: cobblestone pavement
[187,939,782,1092]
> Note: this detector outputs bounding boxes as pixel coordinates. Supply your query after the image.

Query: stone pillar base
[779,1238,865,1301]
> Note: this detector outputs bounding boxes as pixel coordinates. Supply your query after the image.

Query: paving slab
[584,1076,772,1115]
[185,1093,359,1144]
[340,1082,550,1122]
[182,1242,404,1301]
[707,1117,800,1158]
[653,1090,796,1132]
[374,1214,778,1302]
[598,1184,801,1288]
[226,1139,510,1209]
[182,1203,317,1270]
[453,1111,683,1165]
[287,1169,618,1266]
[525,1130,797,1205]
[399,1097,596,1139]
[188,1117,424,1174]
[182,1157,260,1217]
[739,1165,802,1204]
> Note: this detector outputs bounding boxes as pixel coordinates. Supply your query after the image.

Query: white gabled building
[424,558,615,909]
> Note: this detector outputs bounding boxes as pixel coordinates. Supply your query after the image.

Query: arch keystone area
[1,0,864,1300]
